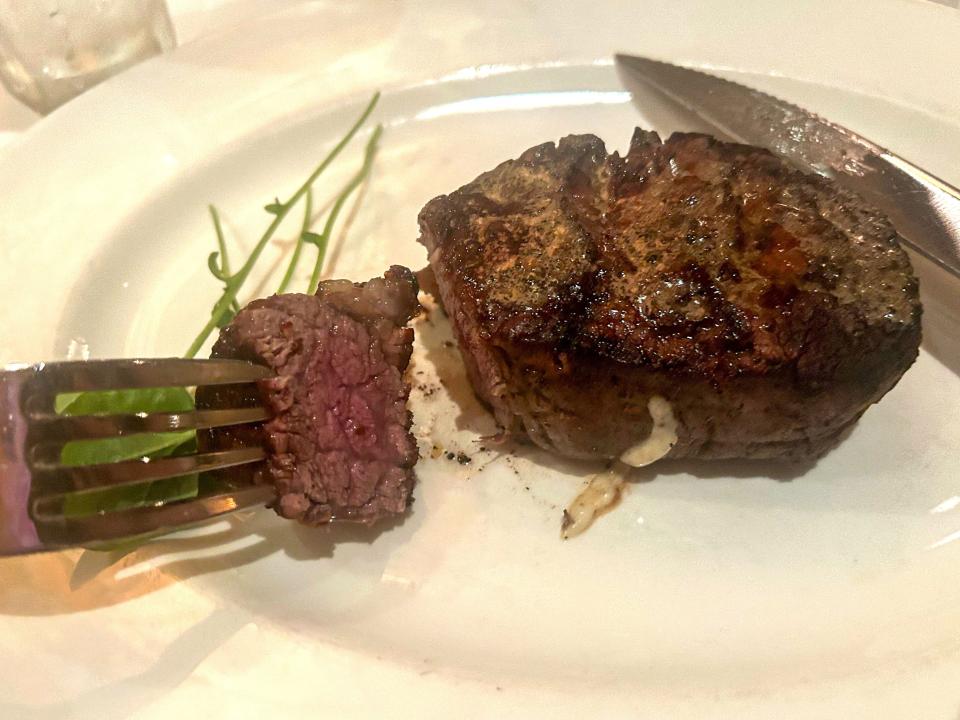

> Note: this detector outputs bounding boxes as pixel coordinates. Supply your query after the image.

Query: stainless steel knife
[615,53,960,279]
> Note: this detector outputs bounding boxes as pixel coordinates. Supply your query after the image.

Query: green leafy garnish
[307,124,382,294]
[277,123,382,295]
[59,387,195,466]
[206,205,240,325]
[61,91,383,550]
[184,91,381,358]
[58,387,199,518]
[276,187,314,294]
[301,230,323,246]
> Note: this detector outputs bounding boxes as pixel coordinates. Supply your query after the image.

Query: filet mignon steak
[418,130,921,461]
[197,266,420,524]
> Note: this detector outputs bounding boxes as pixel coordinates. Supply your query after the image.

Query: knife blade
[615,53,960,278]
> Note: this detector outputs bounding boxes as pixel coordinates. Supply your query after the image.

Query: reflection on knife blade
[614,53,960,278]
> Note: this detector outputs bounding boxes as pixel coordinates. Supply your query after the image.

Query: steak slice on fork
[198,266,421,524]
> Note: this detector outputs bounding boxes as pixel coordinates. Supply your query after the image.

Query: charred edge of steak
[197,265,421,525]
[417,130,921,460]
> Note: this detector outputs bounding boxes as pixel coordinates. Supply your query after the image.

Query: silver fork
[0,358,273,556]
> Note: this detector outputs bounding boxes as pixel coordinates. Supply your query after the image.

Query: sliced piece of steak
[418,130,921,461]
[197,266,420,525]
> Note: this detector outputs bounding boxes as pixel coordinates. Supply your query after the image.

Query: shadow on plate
[412,294,499,438]
[0,607,249,720]
[0,508,408,617]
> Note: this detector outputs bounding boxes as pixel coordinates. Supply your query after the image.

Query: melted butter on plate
[619,396,678,468]
[561,396,678,539]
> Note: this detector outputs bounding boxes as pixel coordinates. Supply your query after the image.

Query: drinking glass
[0,0,175,114]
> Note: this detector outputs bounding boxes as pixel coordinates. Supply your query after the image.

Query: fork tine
[30,406,269,441]
[0,359,278,555]
[32,484,274,546]
[31,358,272,394]
[30,447,266,497]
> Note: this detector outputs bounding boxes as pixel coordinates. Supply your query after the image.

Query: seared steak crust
[418,130,921,460]
[198,266,420,524]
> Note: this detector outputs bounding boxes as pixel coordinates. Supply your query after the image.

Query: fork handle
[0,368,42,555]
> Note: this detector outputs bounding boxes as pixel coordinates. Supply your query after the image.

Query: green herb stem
[307,123,383,295]
[276,187,313,294]
[209,205,241,313]
[185,91,381,358]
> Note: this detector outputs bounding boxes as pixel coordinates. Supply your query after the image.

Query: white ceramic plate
[1,2,959,718]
